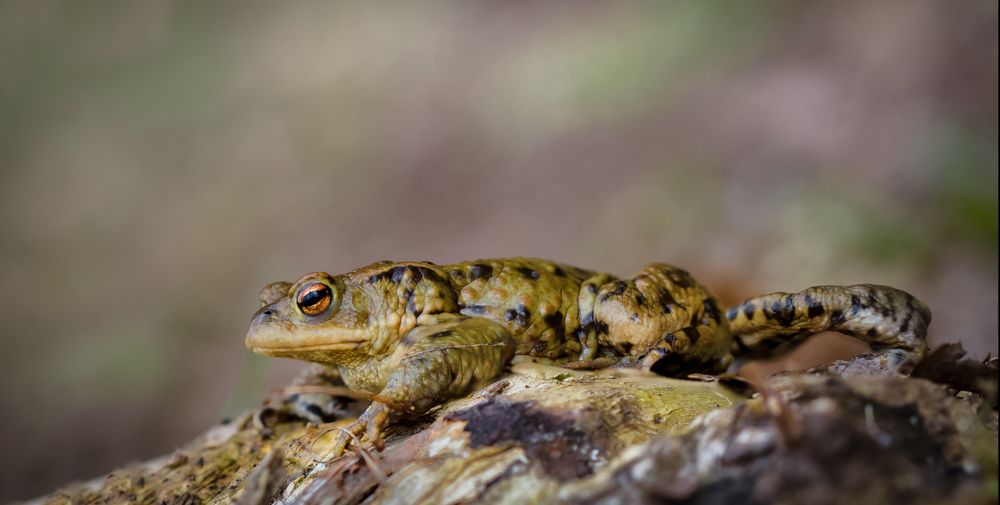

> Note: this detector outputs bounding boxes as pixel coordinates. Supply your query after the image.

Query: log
[36,346,997,505]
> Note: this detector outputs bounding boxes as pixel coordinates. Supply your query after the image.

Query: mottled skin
[246,258,931,456]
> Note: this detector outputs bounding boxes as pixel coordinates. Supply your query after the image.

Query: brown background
[0,1,996,501]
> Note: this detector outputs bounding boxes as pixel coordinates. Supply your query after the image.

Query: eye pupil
[296,284,332,315]
[300,289,324,306]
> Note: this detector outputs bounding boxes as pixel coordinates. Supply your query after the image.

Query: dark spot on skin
[703,298,722,323]
[543,311,565,334]
[657,288,677,314]
[449,269,464,279]
[432,330,454,338]
[195,457,205,468]
[516,305,532,325]
[635,292,647,306]
[415,266,446,284]
[621,342,634,354]
[805,295,824,318]
[593,320,609,335]
[867,291,880,308]
[391,266,410,283]
[366,265,411,285]
[305,404,325,420]
[782,296,796,325]
[850,295,863,315]
[552,266,566,277]
[464,304,487,315]
[663,333,677,346]
[516,267,541,280]
[504,305,532,326]
[613,281,627,295]
[401,288,415,313]
[444,398,600,481]
[599,281,629,302]
[469,264,494,280]
[899,314,911,334]
[682,327,700,344]
[770,296,796,327]
[742,303,756,320]
[867,328,878,337]
[368,265,446,285]
[830,310,845,326]
[664,267,693,288]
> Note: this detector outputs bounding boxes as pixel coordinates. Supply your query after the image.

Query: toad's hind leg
[726,284,931,372]
[590,263,734,375]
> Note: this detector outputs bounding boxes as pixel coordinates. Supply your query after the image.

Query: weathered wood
[36,349,997,505]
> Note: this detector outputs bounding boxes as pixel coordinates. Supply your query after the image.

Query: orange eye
[296,283,332,316]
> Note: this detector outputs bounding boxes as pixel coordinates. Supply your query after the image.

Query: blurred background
[0,0,996,500]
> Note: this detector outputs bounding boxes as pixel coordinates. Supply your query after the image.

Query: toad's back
[334,257,732,366]
[444,258,596,358]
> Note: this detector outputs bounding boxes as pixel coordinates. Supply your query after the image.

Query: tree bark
[36,347,997,505]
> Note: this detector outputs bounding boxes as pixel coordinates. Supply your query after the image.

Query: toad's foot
[330,401,391,458]
[255,364,364,431]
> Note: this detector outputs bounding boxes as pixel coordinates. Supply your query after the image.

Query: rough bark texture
[36,346,997,505]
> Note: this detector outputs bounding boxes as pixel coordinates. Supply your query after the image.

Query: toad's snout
[245,306,279,352]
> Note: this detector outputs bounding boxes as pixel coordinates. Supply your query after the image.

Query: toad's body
[246,258,930,455]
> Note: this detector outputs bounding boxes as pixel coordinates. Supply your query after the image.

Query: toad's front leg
[331,317,515,457]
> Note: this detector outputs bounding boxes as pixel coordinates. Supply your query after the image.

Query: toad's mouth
[244,319,370,356]
[247,339,368,354]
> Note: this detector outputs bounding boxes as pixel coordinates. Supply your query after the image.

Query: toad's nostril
[252,307,276,323]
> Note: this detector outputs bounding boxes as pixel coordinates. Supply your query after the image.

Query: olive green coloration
[246,257,930,457]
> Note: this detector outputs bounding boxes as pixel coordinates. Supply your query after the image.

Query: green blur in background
[0,0,996,501]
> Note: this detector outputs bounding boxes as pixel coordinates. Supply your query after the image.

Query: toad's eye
[296,283,333,316]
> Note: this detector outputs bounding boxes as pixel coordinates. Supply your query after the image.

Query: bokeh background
[0,0,996,501]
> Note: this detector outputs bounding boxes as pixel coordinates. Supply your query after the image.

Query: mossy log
[36,346,997,505]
